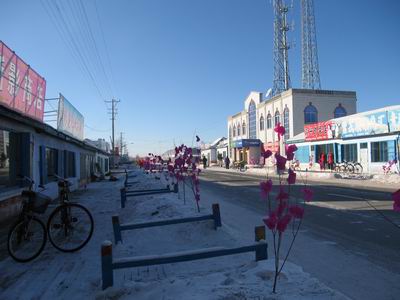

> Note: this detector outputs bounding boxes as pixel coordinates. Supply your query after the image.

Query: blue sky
[1,0,399,156]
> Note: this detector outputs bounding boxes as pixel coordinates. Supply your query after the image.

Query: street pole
[106,98,120,169]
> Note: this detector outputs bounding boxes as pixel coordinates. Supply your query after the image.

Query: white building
[227,89,357,164]
[201,137,227,166]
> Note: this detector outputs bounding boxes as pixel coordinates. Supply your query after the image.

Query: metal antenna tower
[272,0,291,96]
[301,0,321,89]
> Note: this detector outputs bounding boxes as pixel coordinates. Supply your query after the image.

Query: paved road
[199,168,400,300]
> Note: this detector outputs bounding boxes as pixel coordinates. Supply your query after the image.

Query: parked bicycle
[8,175,94,262]
[333,161,363,174]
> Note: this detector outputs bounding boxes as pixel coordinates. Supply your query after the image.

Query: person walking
[320,152,326,170]
[202,155,208,169]
[225,156,230,169]
[328,151,334,171]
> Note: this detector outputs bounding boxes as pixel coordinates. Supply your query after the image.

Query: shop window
[46,148,58,181]
[283,107,289,140]
[274,110,280,126]
[334,104,347,118]
[360,142,368,149]
[64,151,76,178]
[304,103,318,124]
[341,144,358,162]
[267,113,272,129]
[260,115,264,131]
[0,130,30,191]
[371,141,388,162]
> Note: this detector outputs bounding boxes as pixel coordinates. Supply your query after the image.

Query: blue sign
[234,139,261,148]
[339,108,400,138]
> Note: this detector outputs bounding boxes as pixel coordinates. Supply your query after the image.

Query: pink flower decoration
[262,149,272,159]
[276,188,289,201]
[277,214,292,233]
[274,123,285,136]
[260,179,273,198]
[263,212,278,230]
[392,189,400,212]
[302,188,313,202]
[289,205,304,219]
[287,169,296,185]
[286,152,294,161]
[286,144,298,154]
[275,153,287,171]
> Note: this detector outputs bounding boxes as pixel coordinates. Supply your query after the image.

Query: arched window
[334,103,347,118]
[242,121,246,136]
[260,115,264,131]
[274,110,280,126]
[248,101,257,139]
[283,107,290,140]
[233,125,236,137]
[237,123,241,136]
[304,103,318,124]
[229,126,232,139]
[267,113,272,129]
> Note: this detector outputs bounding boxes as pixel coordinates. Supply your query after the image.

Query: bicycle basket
[22,191,51,214]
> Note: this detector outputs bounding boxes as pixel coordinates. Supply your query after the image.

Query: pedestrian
[328,151,334,170]
[202,155,207,169]
[320,152,326,170]
[225,156,230,169]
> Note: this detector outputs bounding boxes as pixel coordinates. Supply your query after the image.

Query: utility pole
[120,132,123,156]
[105,98,120,168]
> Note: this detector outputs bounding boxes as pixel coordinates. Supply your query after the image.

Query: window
[334,104,347,118]
[341,144,357,162]
[371,141,388,162]
[64,151,76,178]
[229,126,232,139]
[242,122,246,136]
[267,113,272,129]
[283,107,290,140]
[237,123,241,136]
[274,110,280,126]
[248,101,257,139]
[360,142,368,149]
[233,125,236,137]
[46,148,58,181]
[304,103,318,124]
[1,130,30,190]
[260,115,265,131]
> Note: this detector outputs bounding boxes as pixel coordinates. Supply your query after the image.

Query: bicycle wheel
[47,203,94,252]
[8,216,47,262]
[346,164,355,173]
[354,163,363,174]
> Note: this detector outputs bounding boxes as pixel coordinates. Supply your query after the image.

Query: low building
[287,105,400,173]
[201,137,227,166]
[0,104,109,220]
[227,89,357,165]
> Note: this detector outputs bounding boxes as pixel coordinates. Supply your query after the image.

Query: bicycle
[7,175,94,262]
[382,159,398,175]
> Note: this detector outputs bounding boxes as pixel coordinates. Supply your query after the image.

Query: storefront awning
[234,139,261,148]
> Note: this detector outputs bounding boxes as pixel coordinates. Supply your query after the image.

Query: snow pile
[0,168,347,299]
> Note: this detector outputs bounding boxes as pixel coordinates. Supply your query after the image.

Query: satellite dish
[265,88,272,99]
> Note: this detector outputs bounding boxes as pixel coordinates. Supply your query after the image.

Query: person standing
[225,156,230,169]
[202,155,207,169]
[328,151,334,170]
[320,152,326,170]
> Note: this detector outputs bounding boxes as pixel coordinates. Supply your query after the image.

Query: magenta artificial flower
[275,153,287,171]
[262,149,273,159]
[289,205,304,219]
[286,152,294,161]
[263,212,278,230]
[276,188,289,201]
[168,165,174,172]
[302,188,314,202]
[286,144,298,154]
[287,169,296,185]
[392,189,400,212]
[260,179,273,198]
[274,123,286,137]
[277,214,292,233]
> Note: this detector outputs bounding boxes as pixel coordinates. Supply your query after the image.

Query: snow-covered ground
[0,168,349,299]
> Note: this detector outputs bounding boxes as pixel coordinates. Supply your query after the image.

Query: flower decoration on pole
[274,123,285,141]
[260,143,313,293]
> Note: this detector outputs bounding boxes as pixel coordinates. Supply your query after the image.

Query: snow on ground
[0,168,348,299]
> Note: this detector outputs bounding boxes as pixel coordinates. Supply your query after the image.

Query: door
[359,148,368,171]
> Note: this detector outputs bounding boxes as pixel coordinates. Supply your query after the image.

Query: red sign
[0,41,46,121]
[304,121,334,141]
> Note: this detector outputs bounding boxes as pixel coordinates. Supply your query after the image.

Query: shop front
[232,139,262,165]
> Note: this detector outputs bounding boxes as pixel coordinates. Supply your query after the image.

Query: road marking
[328,193,366,200]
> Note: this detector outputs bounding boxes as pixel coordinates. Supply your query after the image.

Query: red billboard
[304,121,334,141]
[0,41,46,121]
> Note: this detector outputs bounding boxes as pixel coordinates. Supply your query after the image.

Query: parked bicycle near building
[7,175,94,262]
